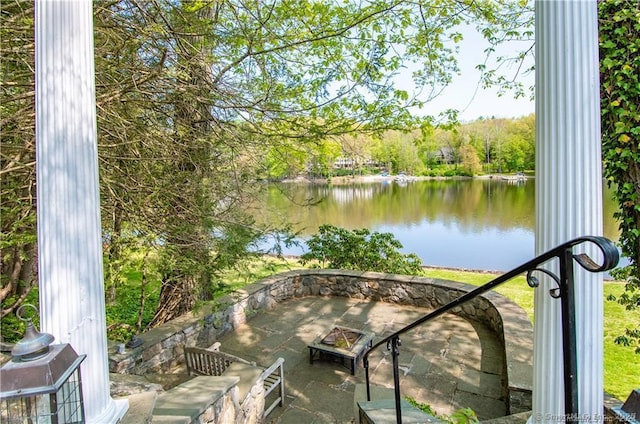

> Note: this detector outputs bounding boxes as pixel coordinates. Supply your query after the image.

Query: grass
[104,255,298,341]
[421,267,639,400]
[215,256,300,292]
[602,282,640,401]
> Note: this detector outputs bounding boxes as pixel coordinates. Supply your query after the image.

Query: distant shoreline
[281,173,531,184]
[268,253,509,276]
[270,254,620,281]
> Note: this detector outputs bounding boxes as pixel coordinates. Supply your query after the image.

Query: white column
[35,1,127,423]
[533,1,604,422]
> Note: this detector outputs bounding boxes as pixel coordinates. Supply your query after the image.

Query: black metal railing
[362,236,620,424]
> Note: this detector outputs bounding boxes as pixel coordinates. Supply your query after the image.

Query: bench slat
[184,345,285,418]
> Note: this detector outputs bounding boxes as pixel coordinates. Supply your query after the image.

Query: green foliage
[264,143,311,180]
[405,396,479,423]
[106,323,138,344]
[599,0,640,353]
[103,240,161,340]
[607,266,640,353]
[419,165,459,177]
[415,117,536,176]
[333,168,357,177]
[299,225,423,274]
[371,131,425,176]
[314,115,535,180]
[449,408,480,424]
[0,289,40,344]
[458,144,482,176]
[0,1,38,323]
[103,255,296,341]
[105,278,160,338]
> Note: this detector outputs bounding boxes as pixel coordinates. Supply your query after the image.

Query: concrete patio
[215,295,508,423]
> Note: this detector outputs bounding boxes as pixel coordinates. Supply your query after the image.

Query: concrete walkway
[217,296,507,423]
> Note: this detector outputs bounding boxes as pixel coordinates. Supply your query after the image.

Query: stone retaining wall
[109,269,533,414]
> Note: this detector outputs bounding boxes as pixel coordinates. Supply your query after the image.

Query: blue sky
[398,26,535,122]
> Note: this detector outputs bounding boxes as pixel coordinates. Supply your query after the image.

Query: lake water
[256,178,621,272]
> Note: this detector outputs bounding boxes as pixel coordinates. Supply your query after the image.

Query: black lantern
[0,305,86,423]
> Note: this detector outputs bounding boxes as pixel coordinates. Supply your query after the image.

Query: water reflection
[255,179,621,271]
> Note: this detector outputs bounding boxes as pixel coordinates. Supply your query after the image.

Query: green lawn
[421,267,639,401]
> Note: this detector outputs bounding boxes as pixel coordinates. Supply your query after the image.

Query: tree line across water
[264,114,535,180]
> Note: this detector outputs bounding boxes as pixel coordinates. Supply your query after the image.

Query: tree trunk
[148,273,197,328]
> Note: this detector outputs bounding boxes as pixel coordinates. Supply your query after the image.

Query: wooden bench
[184,343,285,418]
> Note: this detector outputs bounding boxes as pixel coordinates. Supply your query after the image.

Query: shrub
[299,225,423,274]
[406,396,479,423]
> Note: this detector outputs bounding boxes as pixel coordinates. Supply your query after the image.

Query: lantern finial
[10,304,54,361]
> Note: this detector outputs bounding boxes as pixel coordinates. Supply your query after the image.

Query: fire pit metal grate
[320,327,364,351]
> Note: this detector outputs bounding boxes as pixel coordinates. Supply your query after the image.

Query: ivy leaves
[599,0,640,353]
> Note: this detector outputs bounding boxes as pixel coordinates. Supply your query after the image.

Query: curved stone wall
[109,269,533,414]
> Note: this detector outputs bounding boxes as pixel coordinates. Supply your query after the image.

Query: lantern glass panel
[0,366,84,424]
[0,345,86,424]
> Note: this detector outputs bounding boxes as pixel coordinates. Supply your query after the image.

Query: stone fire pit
[307,326,374,375]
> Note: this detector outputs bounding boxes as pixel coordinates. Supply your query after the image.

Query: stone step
[353,383,396,418]
[480,412,531,423]
[354,384,443,424]
[119,391,157,424]
[358,399,443,424]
